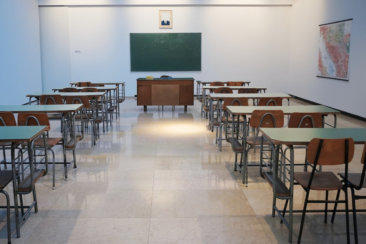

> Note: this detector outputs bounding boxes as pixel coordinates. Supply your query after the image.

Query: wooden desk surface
[0,104,82,113]
[261,128,366,145]
[0,126,47,143]
[226,105,339,115]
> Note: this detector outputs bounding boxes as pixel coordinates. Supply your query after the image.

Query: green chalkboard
[130,33,201,71]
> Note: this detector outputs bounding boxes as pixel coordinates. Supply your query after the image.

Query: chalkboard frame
[130,33,201,72]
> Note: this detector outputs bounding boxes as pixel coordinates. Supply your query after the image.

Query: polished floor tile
[0,97,365,244]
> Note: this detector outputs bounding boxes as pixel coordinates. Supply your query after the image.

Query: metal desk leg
[11,144,20,237]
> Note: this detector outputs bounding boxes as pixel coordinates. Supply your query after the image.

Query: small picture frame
[159,10,172,29]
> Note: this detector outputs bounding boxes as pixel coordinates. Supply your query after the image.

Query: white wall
[0,0,42,105]
[288,0,366,118]
[39,5,291,96]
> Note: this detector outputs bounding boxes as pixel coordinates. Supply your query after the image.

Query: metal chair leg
[298,189,310,244]
[331,189,341,223]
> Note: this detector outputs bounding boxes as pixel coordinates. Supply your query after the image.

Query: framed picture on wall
[159,10,172,29]
[317,19,352,81]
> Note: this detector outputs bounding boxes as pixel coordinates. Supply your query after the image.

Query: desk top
[137,77,194,81]
[26,92,106,98]
[226,105,339,115]
[261,128,366,145]
[52,87,115,92]
[70,82,125,85]
[198,81,251,85]
[209,93,290,99]
[0,126,47,143]
[203,86,266,90]
[0,104,82,113]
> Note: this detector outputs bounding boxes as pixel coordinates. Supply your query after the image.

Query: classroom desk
[26,92,109,131]
[70,81,125,105]
[0,104,83,183]
[196,81,251,99]
[0,126,47,238]
[52,87,119,117]
[260,128,366,243]
[207,93,291,132]
[201,87,268,117]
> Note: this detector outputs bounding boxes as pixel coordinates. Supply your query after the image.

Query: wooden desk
[207,93,291,132]
[197,81,251,98]
[260,128,366,243]
[0,126,47,238]
[137,78,194,111]
[220,105,340,152]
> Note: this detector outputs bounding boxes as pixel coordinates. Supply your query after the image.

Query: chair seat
[0,171,13,189]
[339,173,366,188]
[34,137,62,147]
[65,135,82,149]
[18,169,45,193]
[294,171,342,190]
[229,139,244,152]
[246,136,271,146]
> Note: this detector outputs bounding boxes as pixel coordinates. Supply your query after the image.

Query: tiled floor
[1,97,366,243]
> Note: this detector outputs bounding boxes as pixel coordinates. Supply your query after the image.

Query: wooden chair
[18,112,65,189]
[66,96,102,146]
[39,95,64,121]
[76,81,91,87]
[0,112,16,244]
[242,110,284,185]
[81,87,98,93]
[238,88,259,94]
[59,87,79,92]
[258,97,283,106]
[0,171,13,244]
[213,87,233,94]
[332,143,366,244]
[227,81,244,86]
[40,95,63,105]
[293,138,354,244]
[210,81,225,86]
[0,112,17,168]
[288,113,323,128]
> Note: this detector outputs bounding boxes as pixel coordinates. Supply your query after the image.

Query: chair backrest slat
[227,81,244,86]
[40,95,63,105]
[0,112,16,126]
[17,112,50,131]
[238,88,259,94]
[288,113,323,128]
[307,138,354,166]
[213,87,233,94]
[250,110,284,128]
[258,97,283,106]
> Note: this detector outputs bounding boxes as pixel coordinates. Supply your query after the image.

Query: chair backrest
[227,81,244,86]
[59,87,79,92]
[238,88,259,94]
[76,81,91,87]
[288,113,323,128]
[40,95,63,105]
[65,96,91,109]
[90,83,104,87]
[258,97,283,106]
[307,138,354,166]
[17,112,50,131]
[250,110,284,128]
[81,87,98,92]
[222,98,248,110]
[210,82,225,86]
[213,87,233,94]
[0,112,16,126]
